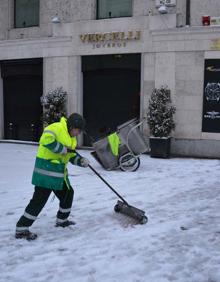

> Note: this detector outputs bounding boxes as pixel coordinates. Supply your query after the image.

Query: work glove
[80,157,90,167]
[67,148,75,153]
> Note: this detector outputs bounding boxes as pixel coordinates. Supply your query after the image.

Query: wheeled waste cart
[91,118,148,172]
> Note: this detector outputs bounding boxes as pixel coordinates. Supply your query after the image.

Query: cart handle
[123,117,148,155]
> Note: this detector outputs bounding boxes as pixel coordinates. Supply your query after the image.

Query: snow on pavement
[0,143,220,282]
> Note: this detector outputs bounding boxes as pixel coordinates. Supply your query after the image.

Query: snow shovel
[76,151,148,224]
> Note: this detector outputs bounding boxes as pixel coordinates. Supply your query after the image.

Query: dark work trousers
[16,182,74,228]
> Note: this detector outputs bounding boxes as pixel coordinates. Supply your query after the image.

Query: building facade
[0,0,220,157]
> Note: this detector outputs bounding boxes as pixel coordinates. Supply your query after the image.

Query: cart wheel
[119,153,140,172]
[114,204,121,213]
[140,216,148,224]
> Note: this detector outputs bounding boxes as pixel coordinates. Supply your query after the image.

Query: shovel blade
[114,200,148,224]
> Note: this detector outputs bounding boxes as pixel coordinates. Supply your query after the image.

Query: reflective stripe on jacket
[32,117,80,190]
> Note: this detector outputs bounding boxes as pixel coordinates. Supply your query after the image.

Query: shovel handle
[75,150,129,205]
[88,164,129,205]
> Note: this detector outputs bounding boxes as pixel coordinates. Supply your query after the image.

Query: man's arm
[40,130,67,154]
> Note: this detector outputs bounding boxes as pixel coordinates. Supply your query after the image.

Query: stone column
[0,70,3,139]
[43,55,83,145]
[67,56,82,115]
[155,52,176,93]
[43,56,69,94]
[142,52,156,137]
[43,56,82,115]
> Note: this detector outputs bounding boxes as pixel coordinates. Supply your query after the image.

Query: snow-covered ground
[0,143,220,282]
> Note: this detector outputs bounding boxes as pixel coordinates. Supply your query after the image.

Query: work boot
[15,230,38,241]
[55,220,76,228]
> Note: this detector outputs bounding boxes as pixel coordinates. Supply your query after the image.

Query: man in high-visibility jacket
[15,113,89,240]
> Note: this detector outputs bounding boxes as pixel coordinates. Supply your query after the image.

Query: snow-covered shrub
[147,86,176,137]
[41,87,67,126]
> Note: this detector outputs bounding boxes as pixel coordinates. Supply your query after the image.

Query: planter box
[149,137,171,158]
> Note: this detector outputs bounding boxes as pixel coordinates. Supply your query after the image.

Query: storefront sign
[79,30,141,49]
[211,39,220,50]
[202,59,220,133]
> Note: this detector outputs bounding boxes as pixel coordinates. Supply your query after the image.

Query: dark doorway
[82,54,141,145]
[1,59,43,141]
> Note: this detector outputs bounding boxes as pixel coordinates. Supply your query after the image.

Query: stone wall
[0,73,3,139]
[191,0,220,26]
[0,0,220,41]
[175,51,204,139]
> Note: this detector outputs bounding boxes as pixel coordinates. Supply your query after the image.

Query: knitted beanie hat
[67,113,86,131]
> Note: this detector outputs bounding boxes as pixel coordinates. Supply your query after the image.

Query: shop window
[97,0,132,19]
[14,0,39,28]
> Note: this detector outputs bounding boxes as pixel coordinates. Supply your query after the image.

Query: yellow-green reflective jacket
[107,132,121,156]
[32,117,82,190]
